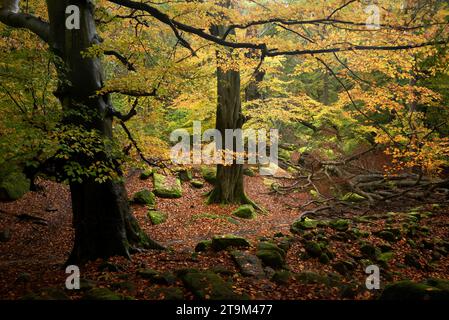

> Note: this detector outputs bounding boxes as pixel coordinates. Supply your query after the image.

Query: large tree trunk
[207,22,248,204]
[46,0,162,264]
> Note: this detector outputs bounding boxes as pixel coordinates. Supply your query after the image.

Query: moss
[201,166,217,184]
[340,193,366,202]
[232,204,256,219]
[319,253,330,264]
[178,169,193,182]
[243,168,256,177]
[179,270,243,300]
[304,241,323,258]
[139,169,154,180]
[132,189,156,206]
[380,280,449,300]
[211,235,251,251]
[296,271,328,285]
[291,218,319,233]
[271,270,292,285]
[257,242,286,258]
[360,243,380,258]
[329,219,350,232]
[147,210,168,225]
[256,250,284,269]
[153,173,182,198]
[377,252,394,265]
[190,179,204,188]
[195,240,212,252]
[0,171,30,201]
[147,287,184,300]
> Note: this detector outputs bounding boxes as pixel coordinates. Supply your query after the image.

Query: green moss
[153,173,182,198]
[190,179,204,188]
[139,169,154,180]
[329,219,350,232]
[271,270,292,285]
[340,192,366,202]
[211,235,251,251]
[83,288,123,300]
[380,280,449,300]
[195,240,212,252]
[256,250,284,269]
[291,218,319,233]
[201,166,217,184]
[232,204,256,219]
[133,189,156,206]
[147,210,168,225]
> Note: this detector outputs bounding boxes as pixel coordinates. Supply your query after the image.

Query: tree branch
[0,1,49,43]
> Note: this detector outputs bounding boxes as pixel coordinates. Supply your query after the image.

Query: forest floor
[0,169,448,300]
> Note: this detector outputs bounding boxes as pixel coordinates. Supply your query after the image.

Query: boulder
[271,270,293,285]
[132,189,156,206]
[256,242,286,269]
[329,219,350,232]
[211,235,251,251]
[291,218,319,233]
[380,280,449,300]
[139,168,154,180]
[190,179,204,188]
[153,173,182,198]
[147,210,168,225]
[83,288,124,300]
[195,240,212,252]
[178,269,244,300]
[230,250,265,279]
[147,287,184,300]
[232,204,256,219]
[178,169,193,182]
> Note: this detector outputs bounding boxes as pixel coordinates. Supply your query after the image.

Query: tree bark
[45,0,162,264]
[207,21,248,204]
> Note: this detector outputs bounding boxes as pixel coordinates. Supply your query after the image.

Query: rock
[195,240,212,252]
[232,204,256,219]
[404,252,422,269]
[329,219,350,232]
[377,251,394,263]
[178,270,244,300]
[291,218,319,233]
[304,241,323,258]
[271,270,292,285]
[0,171,30,201]
[379,244,393,252]
[211,235,251,251]
[147,287,184,300]
[243,168,256,176]
[150,272,177,285]
[339,283,359,299]
[147,210,168,225]
[132,189,156,206]
[256,247,285,269]
[0,228,11,242]
[231,250,265,279]
[137,268,159,279]
[178,169,193,182]
[425,278,449,292]
[83,288,124,300]
[140,169,154,180]
[21,288,69,300]
[190,179,204,188]
[258,242,286,258]
[153,173,182,199]
[332,260,356,275]
[319,253,330,264]
[259,162,292,178]
[296,271,327,285]
[380,280,449,300]
[375,230,399,242]
[360,243,380,258]
[201,166,217,184]
[111,281,136,292]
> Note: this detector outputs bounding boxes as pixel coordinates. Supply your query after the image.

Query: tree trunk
[208,23,247,204]
[46,0,162,264]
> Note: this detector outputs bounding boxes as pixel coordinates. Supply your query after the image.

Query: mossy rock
[360,243,380,258]
[83,288,124,300]
[243,168,256,177]
[179,270,244,300]
[190,179,204,189]
[380,280,449,300]
[153,173,182,199]
[137,268,159,279]
[195,240,212,252]
[178,169,193,182]
[147,210,168,225]
[271,270,293,285]
[319,253,330,264]
[0,171,30,201]
[257,242,286,258]
[295,271,328,285]
[232,204,256,219]
[404,252,422,269]
[329,219,350,232]
[332,260,357,275]
[201,166,217,184]
[340,193,366,202]
[140,169,154,180]
[132,189,156,206]
[375,230,399,243]
[377,252,394,266]
[147,287,185,300]
[211,235,251,251]
[304,241,323,258]
[291,218,319,233]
